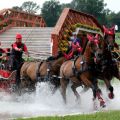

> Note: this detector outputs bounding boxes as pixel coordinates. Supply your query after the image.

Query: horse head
[87,34,103,61]
[103,25,115,50]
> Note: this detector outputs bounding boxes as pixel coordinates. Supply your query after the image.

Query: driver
[9,33,29,89]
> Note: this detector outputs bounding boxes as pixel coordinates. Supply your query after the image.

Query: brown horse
[103,25,119,60]
[60,34,105,107]
[94,27,120,99]
[20,57,66,92]
[103,25,116,50]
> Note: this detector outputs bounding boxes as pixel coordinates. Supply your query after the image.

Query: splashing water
[0,82,120,119]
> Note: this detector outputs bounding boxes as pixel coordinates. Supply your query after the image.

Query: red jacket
[12,42,28,52]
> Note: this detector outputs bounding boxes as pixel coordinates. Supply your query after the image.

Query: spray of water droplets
[0,81,119,119]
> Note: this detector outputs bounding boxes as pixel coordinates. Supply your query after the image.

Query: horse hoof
[102,104,106,108]
[94,104,98,110]
[108,93,114,99]
[100,101,106,108]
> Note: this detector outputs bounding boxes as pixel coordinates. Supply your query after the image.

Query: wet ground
[0,81,120,120]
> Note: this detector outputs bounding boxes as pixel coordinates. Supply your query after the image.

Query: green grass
[16,110,120,120]
[23,57,34,61]
[116,32,120,44]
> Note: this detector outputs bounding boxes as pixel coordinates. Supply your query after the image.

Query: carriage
[0,48,16,92]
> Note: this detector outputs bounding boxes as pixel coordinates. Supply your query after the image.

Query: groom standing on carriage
[63,32,83,60]
[9,33,29,89]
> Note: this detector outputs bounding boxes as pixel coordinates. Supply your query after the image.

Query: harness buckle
[80,61,84,64]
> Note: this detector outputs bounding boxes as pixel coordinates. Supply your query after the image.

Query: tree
[69,0,107,24]
[41,0,61,27]
[107,12,120,31]
[21,1,40,14]
[12,6,23,11]
[61,3,71,10]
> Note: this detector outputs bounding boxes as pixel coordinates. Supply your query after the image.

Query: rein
[72,54,89,78]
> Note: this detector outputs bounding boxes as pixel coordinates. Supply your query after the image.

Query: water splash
[0,82,119,119]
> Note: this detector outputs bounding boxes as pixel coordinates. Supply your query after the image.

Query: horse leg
[92,85,106,108]
[80,76,105,108]
[49,77,60,94]
[48,77,57,94]
[60,78,69,104]
[94,79,105,107]
[71,82,81,101]
[104,79,114,99]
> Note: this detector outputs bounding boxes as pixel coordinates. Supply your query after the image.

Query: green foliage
[61,3,71,10]
[12,0,120,28]
[23,57,34,62]
[12,6,23,11]
[68,0,108,25]
[107,12,120,32]
[17,110,120,120]
[21,1,40,14]
[41,0,62,27]
[74,23,101,32]
[116,32,120,44]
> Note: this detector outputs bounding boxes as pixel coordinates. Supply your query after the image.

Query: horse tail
[36,61,44,81]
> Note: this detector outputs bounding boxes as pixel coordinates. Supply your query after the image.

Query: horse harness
[36,60,53,82]
[72,55,88,79]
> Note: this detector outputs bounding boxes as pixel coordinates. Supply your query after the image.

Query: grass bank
[17,110,120,120]
[116,32,120,44]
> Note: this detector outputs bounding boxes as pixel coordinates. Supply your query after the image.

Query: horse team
[18,26,120,108]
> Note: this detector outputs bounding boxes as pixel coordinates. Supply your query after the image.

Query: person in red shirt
[9,33,29,70]
[9,33,29,89]
[63,33,82,60]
